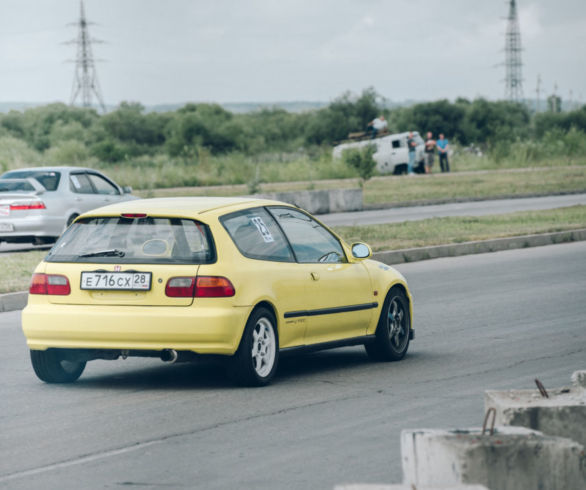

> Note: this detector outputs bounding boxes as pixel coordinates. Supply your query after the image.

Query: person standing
[437,133,450,172]
[407,131,416,175]
[424,131,436,174]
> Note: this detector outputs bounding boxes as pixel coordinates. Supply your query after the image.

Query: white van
[333,131,425,175]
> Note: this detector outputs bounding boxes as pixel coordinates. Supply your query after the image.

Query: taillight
[165,277,196,298]
[29,273,71,295]
[10,201,46,211]
[195,276,235,297]
[164,276,236,298]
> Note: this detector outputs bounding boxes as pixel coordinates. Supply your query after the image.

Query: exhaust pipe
[161,349,179,364]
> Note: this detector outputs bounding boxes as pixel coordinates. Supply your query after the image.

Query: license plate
[0,222,14,232]
[81,272,152,291]
[0,206,9,217]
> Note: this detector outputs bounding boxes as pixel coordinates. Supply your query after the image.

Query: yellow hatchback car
[22,197,414,386]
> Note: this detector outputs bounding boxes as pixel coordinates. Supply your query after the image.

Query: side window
[269,207,346,264]
[69,173,94,194]
[88,174,120,195]
[221,208,294,262]
[392,140,401,149]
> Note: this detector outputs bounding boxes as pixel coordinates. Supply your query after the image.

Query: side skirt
[280,334,376,356]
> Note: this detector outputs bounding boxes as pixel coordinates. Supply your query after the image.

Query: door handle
[310,272,320,281]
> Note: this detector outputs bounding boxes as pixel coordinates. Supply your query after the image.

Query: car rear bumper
[0,215,63,242]
[22,302,250,355]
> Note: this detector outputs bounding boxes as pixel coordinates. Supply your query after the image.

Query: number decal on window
[250,216,274,243]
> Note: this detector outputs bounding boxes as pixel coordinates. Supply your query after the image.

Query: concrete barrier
[335,485,487,490]
[257,188,363,215]
[484,371,586,447]
[401,427,586,490]
[573,370,586,389]
[0,291,28,313]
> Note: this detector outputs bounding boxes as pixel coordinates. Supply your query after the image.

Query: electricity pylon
[66,1,107,112]
[504,0,523,102]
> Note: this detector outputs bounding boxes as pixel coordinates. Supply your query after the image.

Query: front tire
[30,350,86,383]
[365,287,411,361]
[229,307,279,387]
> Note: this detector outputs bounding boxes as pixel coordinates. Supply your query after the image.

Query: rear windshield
[1,171,61,191]
[0,180,36,192]
[46,216,215,264]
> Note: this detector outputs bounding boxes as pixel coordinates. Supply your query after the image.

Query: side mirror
[123,186,133,194]
[351,242,372,260]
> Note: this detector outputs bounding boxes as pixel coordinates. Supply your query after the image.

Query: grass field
[362,166,586,206]
[135,166,586,206]
[333,205,586,251]
[2,205,585,294]
[1,250,46,294]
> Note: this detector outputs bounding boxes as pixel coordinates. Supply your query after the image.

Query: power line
[65,1,106,112]
[504,0,523,102]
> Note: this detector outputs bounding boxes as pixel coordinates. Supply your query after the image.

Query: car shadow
[76,358,234,391]
[72,346,426,391]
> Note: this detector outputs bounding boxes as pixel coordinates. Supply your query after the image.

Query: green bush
[342,144,377,180]
[0,136,42,170]
[45,140,90,164]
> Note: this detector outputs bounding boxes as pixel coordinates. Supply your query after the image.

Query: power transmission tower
[66,1,106,112]
[504,0,523,102]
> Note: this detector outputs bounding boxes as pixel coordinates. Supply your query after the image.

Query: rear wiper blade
[79,249,126,258]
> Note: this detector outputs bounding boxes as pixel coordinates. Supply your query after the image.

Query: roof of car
[3,166,98,173]
[81,196,293,219]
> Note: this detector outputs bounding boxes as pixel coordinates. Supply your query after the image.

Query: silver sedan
[0,166,137,245]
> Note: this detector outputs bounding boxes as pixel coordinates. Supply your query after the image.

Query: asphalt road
[1,242,585,489]
[320,193,586,227]
[0,242,51,254]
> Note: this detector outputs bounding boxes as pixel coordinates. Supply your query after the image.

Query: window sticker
[250,216,274,243]
[70,175,81,189]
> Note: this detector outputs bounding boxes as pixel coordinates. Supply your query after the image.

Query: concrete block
[572,370,586,390]
[258,188,363,215]
[328,188,363,213]
[485,375,586,447]
[401,427,586,490]
[335,485,487,490]
[0,291,28,312]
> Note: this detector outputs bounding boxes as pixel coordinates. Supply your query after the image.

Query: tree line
[1,88,585,165]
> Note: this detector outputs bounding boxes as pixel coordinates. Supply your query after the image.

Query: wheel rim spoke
[251,317,276,378]
[387,297,407,348]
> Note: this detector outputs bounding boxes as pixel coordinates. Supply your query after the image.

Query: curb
[2,228,586,313]
[372,228,586,265]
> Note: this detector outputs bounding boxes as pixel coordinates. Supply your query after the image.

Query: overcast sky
[1,0,585,106]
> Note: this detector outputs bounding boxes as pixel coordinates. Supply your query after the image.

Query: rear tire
[365,287,411,361]
[229,307,279,387]
[30,350,86,383]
